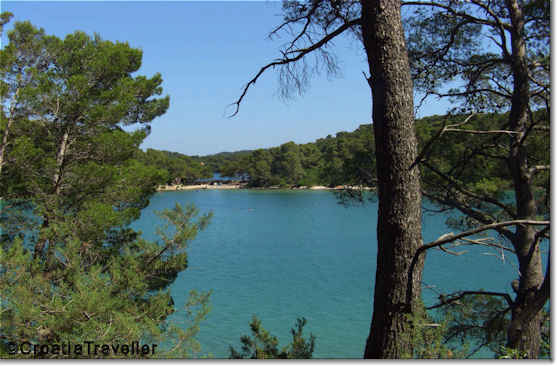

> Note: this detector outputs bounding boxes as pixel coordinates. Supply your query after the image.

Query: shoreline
[156,184,375,192]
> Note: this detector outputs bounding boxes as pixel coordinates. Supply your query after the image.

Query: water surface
[133,190,519,358]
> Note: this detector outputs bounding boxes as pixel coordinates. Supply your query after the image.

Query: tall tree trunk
[0,87,20,176]
[34,128,71,260]
[504,0,546,357]
[53,129,70,195]
[361,0,424,358]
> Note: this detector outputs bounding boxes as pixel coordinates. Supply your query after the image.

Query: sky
[2,1,453,156]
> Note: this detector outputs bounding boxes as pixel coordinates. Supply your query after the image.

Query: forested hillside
[153,111,547,195]
[209,123,375,187]
[136,149,212,185]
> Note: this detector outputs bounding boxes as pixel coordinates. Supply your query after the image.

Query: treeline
[184,111,547,193]
[136,148,212,185]
[191,150,252,174]
[141,125,375,188]
[194,124,375,187]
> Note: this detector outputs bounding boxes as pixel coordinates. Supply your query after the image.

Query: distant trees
[193,150,252,177]
[247,149,275,186]
[275,142,305,185]
[319,127,375,190]
[137,148,212,185]
[298,143,322,186]
[202,125,374,189]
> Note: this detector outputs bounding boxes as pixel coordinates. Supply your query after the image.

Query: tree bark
[361,0,424,358]
[53,129,70,195]
[504,0,547,357]
[0,87,20,176]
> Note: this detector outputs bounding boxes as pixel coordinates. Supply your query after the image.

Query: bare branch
[422,191,502,231]
[444,128,520,135]
[406,219,549,305]
[269,1,321,54]
[427,290,514,310]
[459,237,515,254]
[422,161,517,220]
[410,113,476,170]
[228,18,360,117]
[268,3,318,38]
[528,165,550,175]
[434,88,512,100]
[402,1,512,31]
[438,243,467,256]
[468,0,511,58]
[422,220,548,252]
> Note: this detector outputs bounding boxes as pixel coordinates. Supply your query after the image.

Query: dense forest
[200,124,375,188]
[148,111,548,197]
[136,149,212,185]
[144,123,374,188]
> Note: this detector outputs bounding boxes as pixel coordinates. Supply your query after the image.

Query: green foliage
[275,142,304,185]
[407,2,550,354]
[0,19,173,246]
[136,149,212,185]
[497,347,529,359]
[400,301,468,359]
[406,0,549,114]
[160,289,212,358]
[0,18,212,359]
[229,316,315,359]
[198,110,544,200]
[0,12,13,39]
[422,293,550,359]
[1,20,170,225]
[193,150,252,177]
[198,124,375,189]
[434,294,509,357]
[400,294,549,359]
[188,110,548,202]
[246,149,275,187]
[0,204,212,358]
[415,111,549,226]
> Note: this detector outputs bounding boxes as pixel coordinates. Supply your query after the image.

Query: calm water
[132,190,520,358]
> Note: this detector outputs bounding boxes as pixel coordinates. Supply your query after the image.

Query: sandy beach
[157,184,242,191]
[156,184,374,192]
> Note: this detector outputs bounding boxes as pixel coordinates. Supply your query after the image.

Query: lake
[132,189,520,358]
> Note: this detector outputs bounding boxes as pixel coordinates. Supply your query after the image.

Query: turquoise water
[132,190,520,358]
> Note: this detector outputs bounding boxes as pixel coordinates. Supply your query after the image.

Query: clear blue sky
[3,1,451,156]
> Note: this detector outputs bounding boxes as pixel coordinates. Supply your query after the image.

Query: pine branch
[229,18,361,117]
